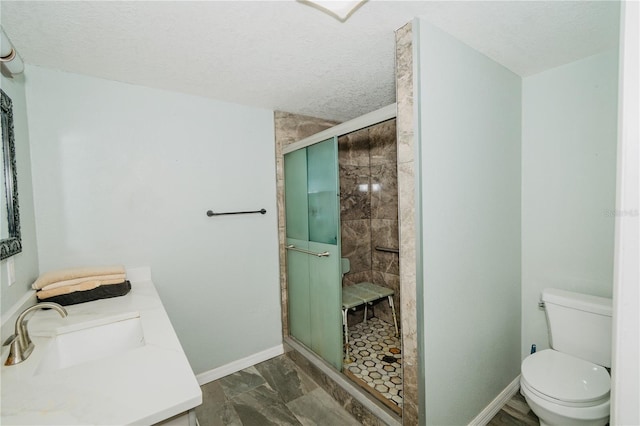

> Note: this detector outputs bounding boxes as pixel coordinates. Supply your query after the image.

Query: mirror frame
[1,88,22,260]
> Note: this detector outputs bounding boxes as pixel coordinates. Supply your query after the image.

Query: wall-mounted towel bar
[285,244,330,257]
[206,208,266,217]
[375,246,399,254]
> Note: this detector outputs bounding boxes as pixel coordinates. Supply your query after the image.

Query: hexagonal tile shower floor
[343,317,403,414]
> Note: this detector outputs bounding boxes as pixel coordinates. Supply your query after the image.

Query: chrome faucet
[4,302,67,366]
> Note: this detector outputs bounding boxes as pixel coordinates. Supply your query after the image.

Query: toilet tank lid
[541,288,612,316]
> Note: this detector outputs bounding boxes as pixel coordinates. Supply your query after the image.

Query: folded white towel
[32,265,126,290]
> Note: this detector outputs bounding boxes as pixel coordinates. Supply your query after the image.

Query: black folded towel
[38,281,132,306]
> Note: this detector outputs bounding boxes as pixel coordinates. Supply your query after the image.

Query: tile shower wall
[339,119,400,327]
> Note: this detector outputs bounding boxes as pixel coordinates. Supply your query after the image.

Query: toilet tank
[541,288,612,367]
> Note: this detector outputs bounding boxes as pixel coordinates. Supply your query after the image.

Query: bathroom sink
[36,312,145,374]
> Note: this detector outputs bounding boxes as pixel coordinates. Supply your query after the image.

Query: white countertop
[1,276,202,425]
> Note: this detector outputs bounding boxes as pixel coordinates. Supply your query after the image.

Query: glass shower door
[285,148,312,349]
[284,137,342,370]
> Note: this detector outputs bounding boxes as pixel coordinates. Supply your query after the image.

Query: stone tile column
[395,21,420,426]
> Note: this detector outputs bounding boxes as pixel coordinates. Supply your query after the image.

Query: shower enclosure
[282,106,403,414]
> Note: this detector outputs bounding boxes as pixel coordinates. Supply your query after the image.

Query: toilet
[520,288,612,426]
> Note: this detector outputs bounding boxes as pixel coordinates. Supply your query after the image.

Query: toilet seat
[521,378,607,409]
[521,349,610,407]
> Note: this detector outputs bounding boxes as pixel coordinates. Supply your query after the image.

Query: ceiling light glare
[300,0,367,22]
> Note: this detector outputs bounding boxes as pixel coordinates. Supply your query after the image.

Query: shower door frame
[279,104,407,419]
[282,104,397,155]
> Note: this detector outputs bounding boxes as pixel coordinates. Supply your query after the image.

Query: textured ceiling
[1,1,620,121]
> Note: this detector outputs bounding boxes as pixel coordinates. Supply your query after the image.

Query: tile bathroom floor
[488,391,539,426]
[343,316,403,412]
[195,337,537,426]
[195,354,361,426]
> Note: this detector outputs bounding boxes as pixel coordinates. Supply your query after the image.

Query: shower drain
[381,355,398,363]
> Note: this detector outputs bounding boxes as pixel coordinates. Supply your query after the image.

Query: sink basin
[36,312,145,374]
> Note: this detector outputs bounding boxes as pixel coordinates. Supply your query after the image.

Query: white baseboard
[468,375,521,426]
[195,344,284,386]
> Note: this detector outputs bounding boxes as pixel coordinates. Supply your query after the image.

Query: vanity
[1,268,202,425]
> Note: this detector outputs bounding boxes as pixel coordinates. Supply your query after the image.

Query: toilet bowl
[520,349,610,426]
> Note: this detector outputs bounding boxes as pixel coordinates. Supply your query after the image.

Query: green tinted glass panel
[284,149,309,240]
[286,238,311,348]
[307,138,338,245]
[283,139,342,372]
[308,242,342,370]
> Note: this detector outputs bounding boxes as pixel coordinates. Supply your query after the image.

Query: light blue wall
[414,19,522,425]
[521,50,619,359]
[24,66,282,375]
[0,71,39,317]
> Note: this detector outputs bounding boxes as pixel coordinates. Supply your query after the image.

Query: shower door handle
[285,245,330,257]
